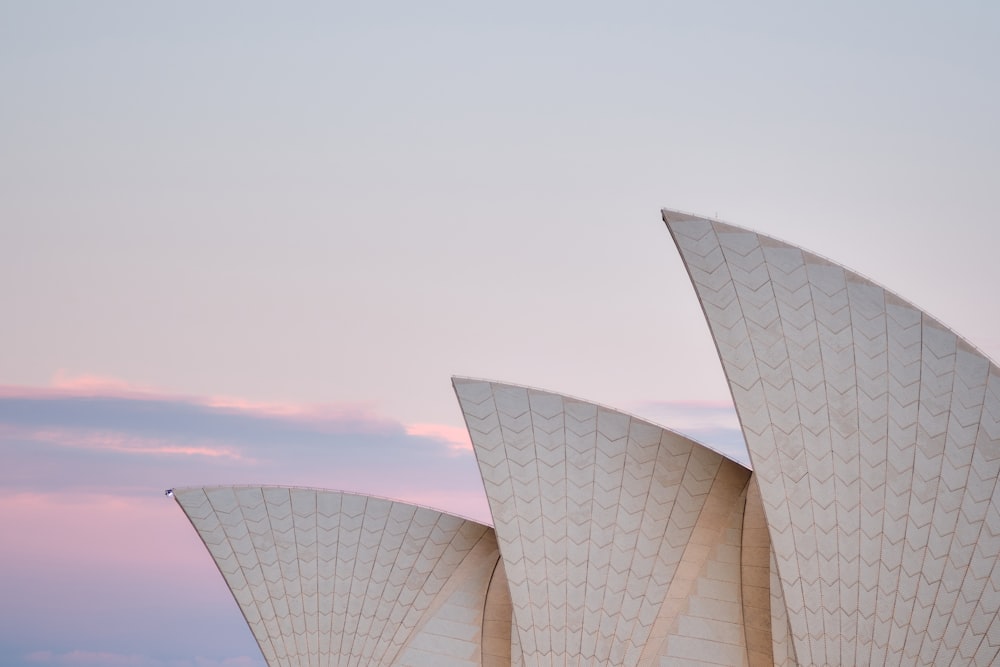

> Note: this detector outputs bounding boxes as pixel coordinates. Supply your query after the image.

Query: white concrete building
[453,379,764,666]
[174,487,504,667]
[173,211,1000,666]
[665,209,1000,666]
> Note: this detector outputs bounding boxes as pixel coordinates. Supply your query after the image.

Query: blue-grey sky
[1,1,997,665]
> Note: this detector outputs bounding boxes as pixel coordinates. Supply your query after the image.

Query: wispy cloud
[0,372,165,400]
[405,422,472,452]
[0,425,249,461]
[50,371,160,395]
[2,372,400,435]
[0,374,489,513]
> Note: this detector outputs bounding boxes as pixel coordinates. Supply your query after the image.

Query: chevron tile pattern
[664,209,1000,666]
[453,378,754,666]
[169,209,1000,667]
[173,487,500,667]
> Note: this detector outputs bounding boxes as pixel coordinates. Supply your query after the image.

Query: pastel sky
[2,1,998,665]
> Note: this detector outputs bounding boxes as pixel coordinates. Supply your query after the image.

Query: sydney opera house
[172,210,1000,666]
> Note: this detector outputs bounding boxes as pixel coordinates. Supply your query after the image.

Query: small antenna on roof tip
[165,489,174,497]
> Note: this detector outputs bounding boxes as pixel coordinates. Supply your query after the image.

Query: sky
[1,1,998,665]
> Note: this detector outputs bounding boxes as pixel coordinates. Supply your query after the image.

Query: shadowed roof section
[663,208,1000,666]
[173,486,501,667]
[453,378,755,666]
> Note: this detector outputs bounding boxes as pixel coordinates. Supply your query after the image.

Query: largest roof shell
[664,209,1000,666]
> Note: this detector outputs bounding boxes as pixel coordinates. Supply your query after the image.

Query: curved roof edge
[661,207,1000,364]
[662,208,1000,666]
[452,375,750,470]
[173,483,490,527]
[174,486,500,667]
[454,377,755,665]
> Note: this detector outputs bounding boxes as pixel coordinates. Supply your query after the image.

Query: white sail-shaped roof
[453,378,757,666]
[664,209,1000,666]
[173,486,501,667]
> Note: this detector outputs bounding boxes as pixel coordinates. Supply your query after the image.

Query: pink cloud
[0,424,249,461]
[0,371,176,402]
[0,372,169,401]
[0,371,400,436]
[50,371,158,395]
[404,422,472,452]
[203,395,397,433]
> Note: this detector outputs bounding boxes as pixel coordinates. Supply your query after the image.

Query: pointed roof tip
[660,207,755,236]
[451,375,490,388]
[661,207,712,225]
